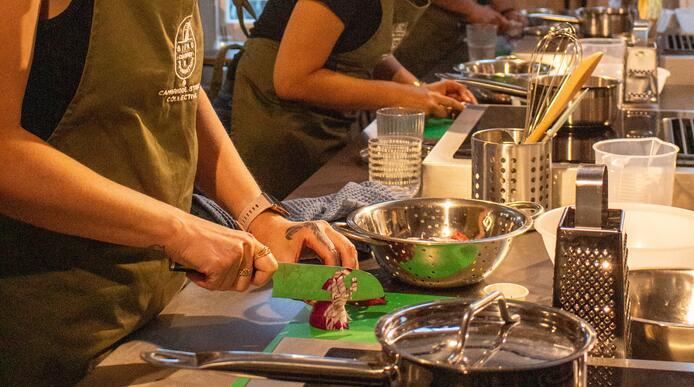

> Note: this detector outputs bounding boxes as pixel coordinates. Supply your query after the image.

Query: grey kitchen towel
[191,193,239,229]
[282,181,408,222]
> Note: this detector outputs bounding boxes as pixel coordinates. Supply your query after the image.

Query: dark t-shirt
[251,0,382,54]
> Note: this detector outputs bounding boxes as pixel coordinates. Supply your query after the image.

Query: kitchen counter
[79,133,694,386]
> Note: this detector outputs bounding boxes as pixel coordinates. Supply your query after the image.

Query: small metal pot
[526,7,631,38]
[531,76,619,127]
[575,7,631,38]
[629,269,694,362]
[333,198,532,288]
[143,292,596,386]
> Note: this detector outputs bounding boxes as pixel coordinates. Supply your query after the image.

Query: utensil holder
[552,164,630,358]
[472,128,552,209]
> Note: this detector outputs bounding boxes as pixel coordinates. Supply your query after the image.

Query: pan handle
[142,348,391,386]
[332,222,387,246]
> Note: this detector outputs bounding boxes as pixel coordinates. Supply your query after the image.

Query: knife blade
[272,263,385,302]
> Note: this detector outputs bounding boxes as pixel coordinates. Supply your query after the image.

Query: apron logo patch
[175,16,197,82]
[159,14,201,103]
[391,22,409,52]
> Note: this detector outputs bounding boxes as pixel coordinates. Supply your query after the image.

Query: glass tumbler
[368,136,422,198]
[466,24,498,61]
[376,107,425,138]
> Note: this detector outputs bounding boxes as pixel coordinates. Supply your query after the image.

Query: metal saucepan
[332,198,533,288]
[530,75,619,127]
[527,7,631,38]
[142,292,596,386]
[629,269,694,362]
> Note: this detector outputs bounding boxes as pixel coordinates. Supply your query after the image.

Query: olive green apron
[231,0,429,199]
[0,1,202,385]
[394,5,467,80]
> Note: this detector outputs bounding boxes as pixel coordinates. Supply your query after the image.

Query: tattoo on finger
[285,222,341,262]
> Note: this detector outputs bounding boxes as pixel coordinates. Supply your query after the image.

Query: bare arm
[432,0,510,28]
[272,0,470,116]
[1,0,277,292]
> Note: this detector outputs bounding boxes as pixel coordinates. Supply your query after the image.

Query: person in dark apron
[231,0,477,199]
[395,0,526,81]
[2,1,357,385]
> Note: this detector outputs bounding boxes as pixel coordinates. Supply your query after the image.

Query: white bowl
[535,202,694,270]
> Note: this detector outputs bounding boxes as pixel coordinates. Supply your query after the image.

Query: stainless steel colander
[333,198,532,288]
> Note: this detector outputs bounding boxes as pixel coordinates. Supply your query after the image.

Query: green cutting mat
[424,118,453,141]
[231,292,449,387]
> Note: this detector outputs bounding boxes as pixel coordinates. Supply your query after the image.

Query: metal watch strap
[237,193,286,231]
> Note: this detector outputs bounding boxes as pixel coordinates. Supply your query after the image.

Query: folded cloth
[282,181,409,222]
[190,193,239,229]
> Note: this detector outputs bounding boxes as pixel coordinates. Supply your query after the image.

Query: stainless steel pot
[453,56,553,79]
[526,7,631,38]
[629,269,694,362]
[142,292,596,386]
[531,76,619,127]
[333,198,532,288]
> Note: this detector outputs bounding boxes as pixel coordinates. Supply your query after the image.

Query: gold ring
[238,267,252,277]
[254,246,272,260]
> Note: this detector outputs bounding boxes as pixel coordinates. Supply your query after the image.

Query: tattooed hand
[248,214,358,268]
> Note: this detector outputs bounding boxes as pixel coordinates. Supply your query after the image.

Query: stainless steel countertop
[80,135,694,386]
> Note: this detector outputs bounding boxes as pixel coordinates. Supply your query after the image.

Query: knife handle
[168,259,202,275]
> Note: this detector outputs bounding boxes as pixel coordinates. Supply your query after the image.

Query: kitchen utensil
[471,128,553,209]
[142,291,596,386]
[525,52,604,144]
[541,89,589,142]
[272,263,385,302]
[629,269,694,362]
[332,198,532,288]
[593,137,679,205]
[368,136,422,198]
[536,202,694,270]
[376,107,425,138]
[435,74,528,97]
[453,56,553,79]
[624,23,659,104]
[524,24,582,143]
[553,164,630,358]
[527,8,632,38]
[466,23,498,61]
[532,76,618,129]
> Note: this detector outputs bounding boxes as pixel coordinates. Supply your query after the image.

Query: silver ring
[254,246,272,260]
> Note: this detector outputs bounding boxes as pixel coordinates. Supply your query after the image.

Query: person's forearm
[373,55,419,84]
[194,89,262,217]
[276,67,424,111]
[0,128,186,249]
[490,0,514,12]
[431,0,478,15]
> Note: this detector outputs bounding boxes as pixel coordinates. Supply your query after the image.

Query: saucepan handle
[332,222,387,246]
[142,348,390,386]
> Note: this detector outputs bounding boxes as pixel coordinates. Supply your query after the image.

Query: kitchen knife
[272,263,385,302]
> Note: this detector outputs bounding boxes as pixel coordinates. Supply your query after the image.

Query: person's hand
[400,80,476,118]
[249,213,358,268]
[163,213,279,291]
[502,9,527,26]
[424,80,478,104]
[467,4,510,31]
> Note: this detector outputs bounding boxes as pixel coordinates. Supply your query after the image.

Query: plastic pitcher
[593,138,679,205]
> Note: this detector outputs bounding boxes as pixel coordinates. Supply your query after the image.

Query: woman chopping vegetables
[232,0,477,198]
[2,1,357,385]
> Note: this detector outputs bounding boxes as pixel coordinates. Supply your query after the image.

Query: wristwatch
[237,192,289,231]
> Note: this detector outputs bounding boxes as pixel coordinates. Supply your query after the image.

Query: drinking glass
[466,24,498,61]
[368,136,422,198]
[376,107,425,138]
[593,138,679,205]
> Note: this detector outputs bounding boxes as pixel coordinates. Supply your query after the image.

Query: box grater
[552,164,630,359]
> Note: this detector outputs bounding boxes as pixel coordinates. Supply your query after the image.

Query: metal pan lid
[375,292,596,372]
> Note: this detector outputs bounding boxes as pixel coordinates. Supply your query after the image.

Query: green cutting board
[232,292,449,387]
[424,118,453,141]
